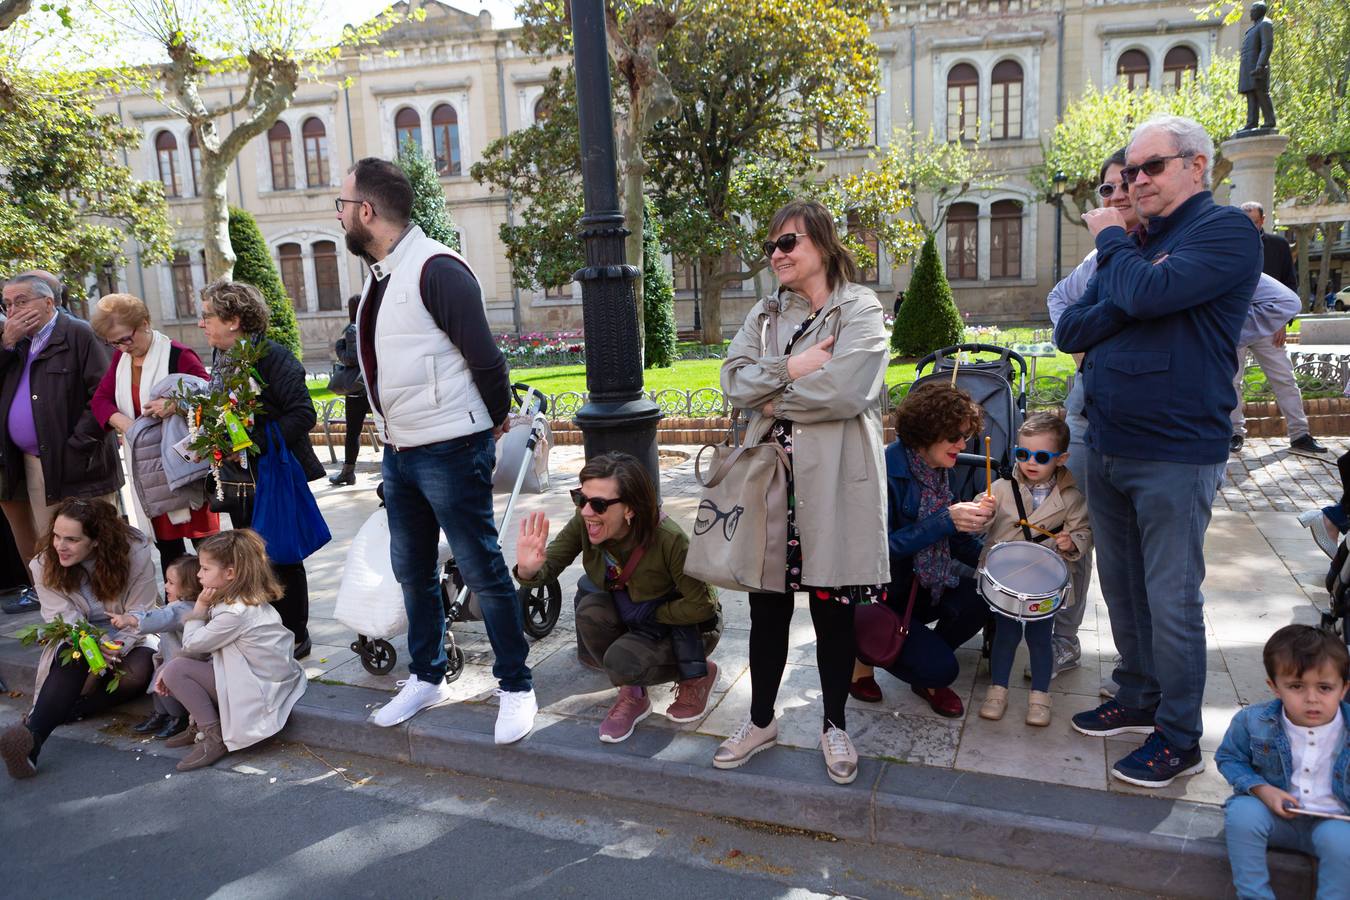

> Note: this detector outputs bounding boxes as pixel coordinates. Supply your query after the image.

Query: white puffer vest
[357,225,492,448]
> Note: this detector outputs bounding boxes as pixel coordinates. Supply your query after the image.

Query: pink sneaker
[598,686,652,743]
[666,660,719,723]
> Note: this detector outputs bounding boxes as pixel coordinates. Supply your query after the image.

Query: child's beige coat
[980,467,1093,605]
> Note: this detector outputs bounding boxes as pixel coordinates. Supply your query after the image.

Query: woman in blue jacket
[853,383,995,718]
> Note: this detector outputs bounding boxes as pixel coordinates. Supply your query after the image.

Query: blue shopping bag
[252,422,331,564]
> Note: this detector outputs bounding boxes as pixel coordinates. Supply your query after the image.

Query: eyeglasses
[1014,447,1064,465]
[1120,154,1193,185]
[570,488,623,514]
[104,328,140,349]
[1097,182,1127,199]
[335,197,370,214]
[761,232,809,258]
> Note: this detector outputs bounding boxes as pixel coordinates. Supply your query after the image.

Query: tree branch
[0,0,33,31]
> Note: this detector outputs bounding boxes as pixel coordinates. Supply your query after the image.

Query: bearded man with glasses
[1055,115,1263,789]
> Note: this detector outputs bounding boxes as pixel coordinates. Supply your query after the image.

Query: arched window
[946,202,979,281]
[991,60,1024,141]
[533,94,551,124]
[431,103,461,176]
[395,107,422,156]
[990,200,1023,279]
[946,63,979,142]
[170,250,194,318]
[1163,46,1198,93]
[268,120,294,190]
[155,130,180,198]
[277,243,306,307]
[302,117,329,187]
[1117,50,1151,92]
[313,240,342,311]
[187,130,202,196]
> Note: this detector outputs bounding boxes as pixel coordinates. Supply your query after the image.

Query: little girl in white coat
[158,530,307,772]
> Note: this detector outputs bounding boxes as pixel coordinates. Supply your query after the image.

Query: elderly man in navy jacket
[1056,116,1262,789]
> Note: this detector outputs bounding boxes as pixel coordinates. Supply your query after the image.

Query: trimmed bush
[643,199,678,368]
[891,234,962,357]
[398,139,461,251]
[227,206,303,360]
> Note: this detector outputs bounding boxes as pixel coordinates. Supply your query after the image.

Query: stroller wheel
[445,644,465,683]
[359,638,397,676]
[520,580,562,638]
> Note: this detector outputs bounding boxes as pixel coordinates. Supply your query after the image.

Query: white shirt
[1282,707,1346,815]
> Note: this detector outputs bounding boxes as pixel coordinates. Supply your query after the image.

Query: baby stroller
[911,343,1028,496]
[335,384,563,679]
[911,344,1030,659]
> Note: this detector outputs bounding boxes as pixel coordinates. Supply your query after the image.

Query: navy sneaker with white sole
[1070,699,1156,737]
[1110,731,1204,788]
[1,586,38,615]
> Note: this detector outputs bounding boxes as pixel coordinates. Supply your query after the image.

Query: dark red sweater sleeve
[91,351,120,429]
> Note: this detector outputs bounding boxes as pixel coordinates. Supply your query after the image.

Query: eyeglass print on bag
[694,499,743,542]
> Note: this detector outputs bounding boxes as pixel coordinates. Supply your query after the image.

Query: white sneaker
[494,688,537,744]
[370,676,454,727]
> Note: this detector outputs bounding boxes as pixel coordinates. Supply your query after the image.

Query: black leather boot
[155,714,190,740]
[328,465,356,486]
[134,713,172,734]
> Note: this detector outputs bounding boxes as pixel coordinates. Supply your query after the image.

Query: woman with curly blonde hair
[848,382,996,718]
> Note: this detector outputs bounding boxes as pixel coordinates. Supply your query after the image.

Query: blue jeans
[1054,374,1094,648]
[382,430,532,691]
[1225,794,1350,899]
[990,613,1054,691]
[1087,451,1224,750]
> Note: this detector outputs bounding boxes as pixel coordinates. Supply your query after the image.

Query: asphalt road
[0,704,1164,899]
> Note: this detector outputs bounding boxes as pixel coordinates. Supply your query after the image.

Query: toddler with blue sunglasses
[977,413,1092,727]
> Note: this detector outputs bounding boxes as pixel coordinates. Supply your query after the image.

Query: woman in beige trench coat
[158,529,306,772]
[712,199,889,786]
[0,498,160,779]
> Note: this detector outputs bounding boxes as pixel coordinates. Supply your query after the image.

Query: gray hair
[1240,201,1264,216]
[5,274,55,300]
[1128,115,1215,188]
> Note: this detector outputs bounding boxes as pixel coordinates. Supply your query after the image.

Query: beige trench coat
[722,281,889,587]
[30,531,160,704]
[181,601,307,751]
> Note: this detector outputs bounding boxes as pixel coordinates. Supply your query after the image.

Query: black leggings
[27,646,155,753]
[748,592,855,732]
[343,393,371,468]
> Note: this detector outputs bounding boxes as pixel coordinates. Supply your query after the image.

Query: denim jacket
[1214,698,1350,809]
[885,440,982,590]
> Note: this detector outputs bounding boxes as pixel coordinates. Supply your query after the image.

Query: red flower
[213,449,223,461]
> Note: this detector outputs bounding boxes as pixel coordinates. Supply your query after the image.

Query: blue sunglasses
[1014,447,1064,465]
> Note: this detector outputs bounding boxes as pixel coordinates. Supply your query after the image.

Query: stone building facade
[103,0,1244,358]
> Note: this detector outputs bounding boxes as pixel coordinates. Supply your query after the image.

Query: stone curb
[0,642,1311,898]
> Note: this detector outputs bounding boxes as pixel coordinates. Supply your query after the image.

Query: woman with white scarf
[90,294,219,572]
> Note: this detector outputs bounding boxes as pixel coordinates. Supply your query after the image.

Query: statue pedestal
[1220,132,1289,214]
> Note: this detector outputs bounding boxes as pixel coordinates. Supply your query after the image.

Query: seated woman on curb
[852,383,995,718]
[514,452,722,743]
[0,499,159,778]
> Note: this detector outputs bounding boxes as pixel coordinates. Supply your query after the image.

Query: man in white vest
[337,158,535,742]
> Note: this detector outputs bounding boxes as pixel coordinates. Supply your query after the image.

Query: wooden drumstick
[984,435,993,497]
[1017,519,1058,539]
[950,352,961,386]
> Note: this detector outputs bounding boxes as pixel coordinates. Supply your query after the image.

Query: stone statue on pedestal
[1237,1,1276,134]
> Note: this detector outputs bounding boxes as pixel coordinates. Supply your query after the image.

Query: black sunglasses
[1014,447,1064,465]
[1097,182,1127,199]
[1121,153,1193,185]
[570,488,623,514]
[762,232,809,258]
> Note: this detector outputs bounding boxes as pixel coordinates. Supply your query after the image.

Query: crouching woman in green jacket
[515,452,722,744]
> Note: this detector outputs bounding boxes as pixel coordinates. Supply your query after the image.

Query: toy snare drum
[977,541,1070,621]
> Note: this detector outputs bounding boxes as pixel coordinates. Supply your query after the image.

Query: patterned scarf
[907,446,959,598]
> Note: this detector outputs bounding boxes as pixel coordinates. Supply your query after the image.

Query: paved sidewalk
[0,436,1341,895]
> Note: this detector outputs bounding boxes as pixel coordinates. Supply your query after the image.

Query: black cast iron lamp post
[1052,170,1068,285]
[568,0,663,488]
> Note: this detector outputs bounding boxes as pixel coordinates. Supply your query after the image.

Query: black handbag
[326,363,364,397]
[208,456,256,520]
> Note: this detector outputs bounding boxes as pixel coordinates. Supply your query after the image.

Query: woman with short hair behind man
[714,198,890,785]
[90,293,220,574]
[196,280,326,659]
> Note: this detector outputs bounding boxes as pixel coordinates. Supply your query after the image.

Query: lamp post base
[574,397,663,485]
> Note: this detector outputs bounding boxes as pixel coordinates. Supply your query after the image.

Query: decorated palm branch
[172,338,267,499]
[16,614,129,693]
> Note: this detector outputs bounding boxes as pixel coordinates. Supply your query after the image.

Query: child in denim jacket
[1215,624,1350,899]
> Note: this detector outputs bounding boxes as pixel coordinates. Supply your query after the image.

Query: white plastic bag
[334,508,407,640]
[493,412,552,494]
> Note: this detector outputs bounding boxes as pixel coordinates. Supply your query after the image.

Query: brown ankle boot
[164,719,197,749]
[176,722,227,771]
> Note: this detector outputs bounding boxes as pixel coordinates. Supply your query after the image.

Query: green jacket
[514,513,719,627]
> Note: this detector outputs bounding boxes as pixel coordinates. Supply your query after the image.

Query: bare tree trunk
[618,121,647,358]
[1295,225,1321,313]
[1316,220,1336,308]
[699,256,725,346]
[200,152,235,281]
[0,0,32,31]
